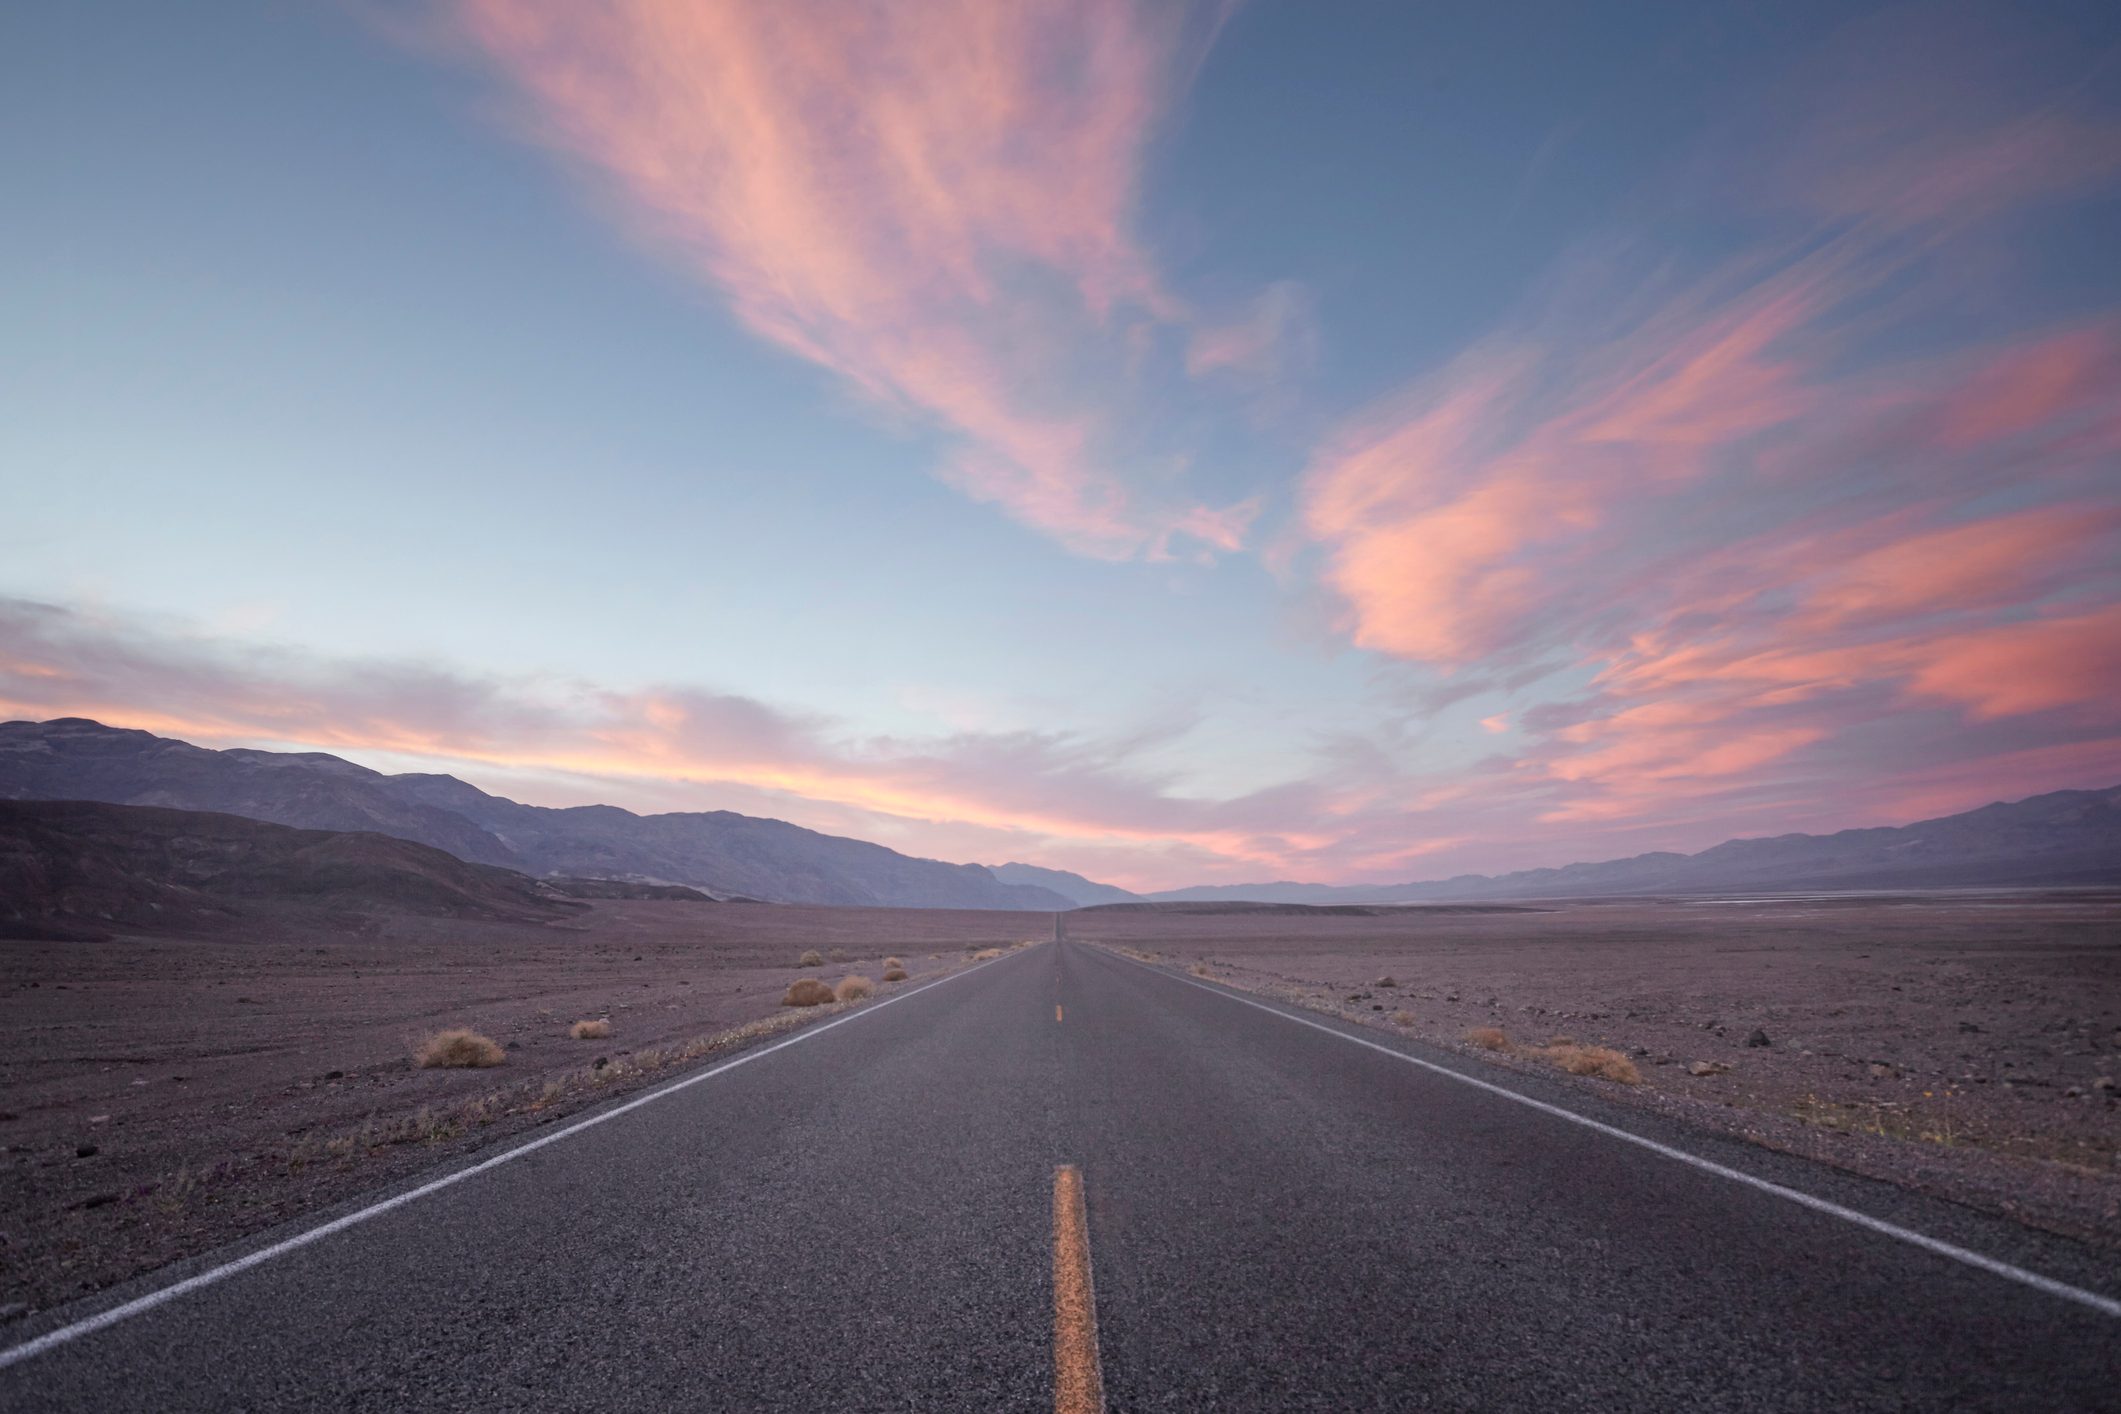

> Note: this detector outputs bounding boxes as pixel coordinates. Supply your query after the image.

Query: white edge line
[0,944,1040,1370]
[1102,948,2121,1320]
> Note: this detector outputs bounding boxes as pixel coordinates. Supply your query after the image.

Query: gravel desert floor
[8,889,2118,1321]
[0,899,1051,1314]
[1068,891,2121,1249]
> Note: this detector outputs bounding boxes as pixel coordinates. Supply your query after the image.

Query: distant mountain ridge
[0,798,583,939]
[6,719,2113,909]
[987,861,1141,906]
[1145,785,2121,903]
[0,719,1071,911]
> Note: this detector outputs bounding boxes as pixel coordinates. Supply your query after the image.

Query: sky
[3,0,2119,891]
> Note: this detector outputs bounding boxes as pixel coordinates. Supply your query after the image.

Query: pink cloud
[1798,504,2121,629]
[0,596,1365,885]
[446,0,1248,558]
[1300,13,2121,834]
[6,590,2116,891]
[1898,606,2121,721]
[1185,280,1317,379]
[1934,325,2121,450]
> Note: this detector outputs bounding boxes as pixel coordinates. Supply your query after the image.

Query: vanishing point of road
[3,940,2117,1411]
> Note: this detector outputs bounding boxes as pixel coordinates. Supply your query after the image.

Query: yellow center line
[1053,1164,1105,1414]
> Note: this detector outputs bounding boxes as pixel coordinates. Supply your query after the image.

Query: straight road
[4,941,2117,1411]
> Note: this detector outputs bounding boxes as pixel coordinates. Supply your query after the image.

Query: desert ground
[1068,891,2121,1246]
[0,899,1051,1314]
[8,889,2119,1320]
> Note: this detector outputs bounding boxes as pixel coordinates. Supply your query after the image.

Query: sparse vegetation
[834,975,873,1002]
[1540,1043,1641,1084]
[156,1003,851,1227]
[1457,1026,1636,1082]
[883,967,909,982]
[797,949,823,967]
[413,1028,505,1068]
[828,947,848,962]
[969,947,1004,961]
[569,1018,611,1040]
[883,956,904,970]
[781,978,835,1007]
[1790,1091,1984,1151]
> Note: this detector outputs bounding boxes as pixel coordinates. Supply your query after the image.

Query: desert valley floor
[4,889,2117,1319]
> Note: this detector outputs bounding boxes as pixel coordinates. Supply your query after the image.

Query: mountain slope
[0,719,1070,911]
[987,861,1140,907]
[1147,785,2121,903]
[0,799,581,938]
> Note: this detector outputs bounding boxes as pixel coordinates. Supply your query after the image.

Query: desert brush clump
[882,967,909,982]
[969,947,1004,962]
[1465,1026,1511,1051]
[883,956,904,970]
[834,975,873,1002]
[414,1028,505,1068]
[797,949,823,968]
[1540,1043,1641,1084]
[781,978,836,1007]
[569,1018,612,1040]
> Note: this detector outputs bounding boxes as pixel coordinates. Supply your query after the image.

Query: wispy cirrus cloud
[1299,10,2121,831]
[7,589,2116,888]
[445,0,1250,559]
[0,596,1354,889]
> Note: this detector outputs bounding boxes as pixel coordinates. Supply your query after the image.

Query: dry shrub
[828,947,848,962]
[970,947,1004,962]
[415,1029,505,1069]
[781,978,836,1007]
[883,967,909,982]
[1465,1026,1511,1052]
[883,956,904,970]
[1389,1010,1417,1027]
[1542,1044,1641,1084]
[797,949,823,968]
[569,1018,612,1040]
[834,975,873,1002]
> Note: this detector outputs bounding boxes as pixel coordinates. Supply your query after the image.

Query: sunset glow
[5,1,2117,889]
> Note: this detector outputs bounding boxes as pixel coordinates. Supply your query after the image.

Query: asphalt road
[4,940,2117,1411]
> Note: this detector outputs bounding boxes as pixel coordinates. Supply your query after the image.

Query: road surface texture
[3,941,2117,1411]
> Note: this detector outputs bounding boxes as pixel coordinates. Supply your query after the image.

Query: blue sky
[4,1,2118,887]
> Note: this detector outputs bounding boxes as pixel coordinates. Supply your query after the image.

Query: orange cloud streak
[452,0,1244,557]
[1301,27,2121,830]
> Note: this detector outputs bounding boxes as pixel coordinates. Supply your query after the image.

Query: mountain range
[3,718,2114,908]
[987,860,1141,906]
[990,790,2121,905]
[1138,787,2121,903]
[0,719,1070,911]
[0,798,586,939]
